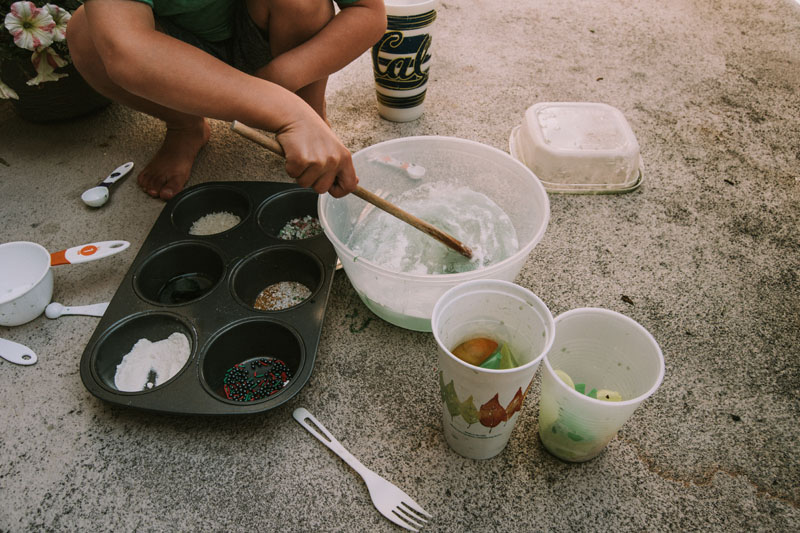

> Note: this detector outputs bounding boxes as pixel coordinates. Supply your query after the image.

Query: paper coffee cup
[432,280,555,460]
[371,0,437,122]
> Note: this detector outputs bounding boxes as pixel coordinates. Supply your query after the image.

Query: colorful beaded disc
[223,357,293,402]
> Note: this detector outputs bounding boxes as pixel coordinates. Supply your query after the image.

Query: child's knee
[65,6,93,64]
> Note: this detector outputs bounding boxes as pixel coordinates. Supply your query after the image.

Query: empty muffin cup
[91,312,195,393]
[231,247,322,312]
[134,242,225,305]
[171,185,250,235]
[200,319,304,403]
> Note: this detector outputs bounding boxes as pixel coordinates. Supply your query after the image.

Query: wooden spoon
[231,121,473,259]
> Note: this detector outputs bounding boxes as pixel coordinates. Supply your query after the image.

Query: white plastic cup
[538,308,665,462]
[371,0,437,122]
[432,280,555,460]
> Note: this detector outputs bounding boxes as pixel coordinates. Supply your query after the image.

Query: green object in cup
[479,343,519,369]
[479,349,502,369]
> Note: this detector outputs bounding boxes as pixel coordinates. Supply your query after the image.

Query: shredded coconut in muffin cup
[189,212,241,235]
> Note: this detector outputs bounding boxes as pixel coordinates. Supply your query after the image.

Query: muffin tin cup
[199,317,307,406]
[80,182,337,415]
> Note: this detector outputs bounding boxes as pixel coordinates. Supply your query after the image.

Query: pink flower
[0,80,19,100]
[43,3,70,42]
[27,46,68,85]
[4,1,56,51]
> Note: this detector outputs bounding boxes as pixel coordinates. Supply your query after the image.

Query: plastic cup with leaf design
[371,0,437,122]
[432,280,555,460]
[538,308,665,462]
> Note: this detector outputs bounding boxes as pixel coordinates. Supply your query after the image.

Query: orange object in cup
[451,337,498,367]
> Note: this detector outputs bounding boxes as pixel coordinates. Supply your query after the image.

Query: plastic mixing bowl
[318,136,550,332]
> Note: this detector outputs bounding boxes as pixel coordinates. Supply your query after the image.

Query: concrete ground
[1,0,798,531]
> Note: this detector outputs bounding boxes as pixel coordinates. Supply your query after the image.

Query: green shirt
[135,0,360,42]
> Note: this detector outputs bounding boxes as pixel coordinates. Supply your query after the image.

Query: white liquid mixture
[347,182,518,275]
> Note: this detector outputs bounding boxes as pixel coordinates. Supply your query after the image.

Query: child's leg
[247,0,335,120]
[67,6,210,200]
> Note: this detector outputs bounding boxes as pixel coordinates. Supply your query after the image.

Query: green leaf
[443,379,461,417]
[459,395,479,425]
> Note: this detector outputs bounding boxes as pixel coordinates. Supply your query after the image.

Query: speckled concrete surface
[1,0,798,531]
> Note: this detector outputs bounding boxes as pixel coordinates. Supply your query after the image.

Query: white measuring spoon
[0,337,37,365]
[368,154,426,180]
[45,302,109,319]
[81,161,135,207]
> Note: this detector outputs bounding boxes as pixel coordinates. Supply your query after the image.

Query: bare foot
[137,119,211,200]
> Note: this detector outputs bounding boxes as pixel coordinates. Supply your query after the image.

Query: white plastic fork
[293,408,432,531]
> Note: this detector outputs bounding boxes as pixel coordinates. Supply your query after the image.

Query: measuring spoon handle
[65,302,109,317]
[99,162,135,186]
[0,338,37,365]
[50,241,130,266]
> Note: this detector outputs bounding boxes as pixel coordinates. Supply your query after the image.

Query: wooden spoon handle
[232,120,285,156]
[350,187,474,258]
[230,121,473,259]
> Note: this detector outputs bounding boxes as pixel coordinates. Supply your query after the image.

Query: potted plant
[1,0,109,121]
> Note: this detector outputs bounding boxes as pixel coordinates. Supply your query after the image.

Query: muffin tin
[79,182,337,415]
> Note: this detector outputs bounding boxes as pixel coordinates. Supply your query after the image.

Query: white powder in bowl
[189,211,241,235]
[114,332,191,392]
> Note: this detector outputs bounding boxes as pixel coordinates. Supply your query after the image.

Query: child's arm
[81,0,358,197]
[258,0,387,93]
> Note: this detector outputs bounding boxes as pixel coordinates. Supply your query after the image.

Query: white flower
[27,46,68,86]
[43,3,70,42]
[0,79,20,100]
[4,1,56,51]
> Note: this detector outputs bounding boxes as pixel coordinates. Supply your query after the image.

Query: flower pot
[1,59,110,123]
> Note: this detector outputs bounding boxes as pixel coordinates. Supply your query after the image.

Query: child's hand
[277,116,358,198]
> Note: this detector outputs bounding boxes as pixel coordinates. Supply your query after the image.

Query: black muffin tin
[79,182,337,415]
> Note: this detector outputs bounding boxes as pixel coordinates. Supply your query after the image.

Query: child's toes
[159,174,189,200]
[137,172,158,197]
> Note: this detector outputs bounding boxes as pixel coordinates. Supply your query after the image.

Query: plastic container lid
[509,102,643,194]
